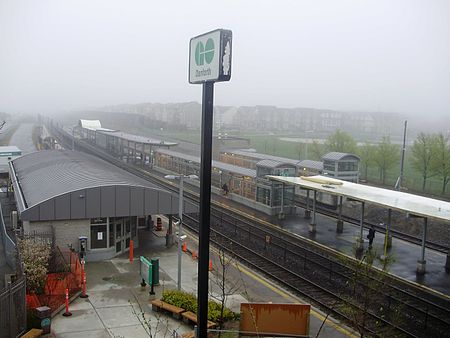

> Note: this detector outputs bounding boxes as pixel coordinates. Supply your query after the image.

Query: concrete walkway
[50,224,356,337]
[50,232,193,338]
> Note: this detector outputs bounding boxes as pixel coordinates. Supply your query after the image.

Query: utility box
[79,236,88,259]
[35,306,51,334]
[151,257,160,286]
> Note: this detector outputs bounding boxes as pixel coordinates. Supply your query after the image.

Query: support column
[304,190,311,219]
[445,250,450,273]
[278,183,285,220]
[126,140,130,163]
[355,201,365,252]
[417,217,428,274]
[336,196,343,233]
[166,215,174,247]
[309,190,317,233]
[385,209,393,249]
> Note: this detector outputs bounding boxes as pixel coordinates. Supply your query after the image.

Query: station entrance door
[111,217,131,254]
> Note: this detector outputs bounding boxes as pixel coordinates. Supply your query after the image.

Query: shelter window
[338,161,358,171]
[323,160,335,171]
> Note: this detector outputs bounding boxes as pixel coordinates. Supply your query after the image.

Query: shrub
[161,290,237,322]
[18,239,51,293]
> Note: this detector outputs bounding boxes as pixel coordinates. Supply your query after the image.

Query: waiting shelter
[268,175,450,274]
[9,150,197,261]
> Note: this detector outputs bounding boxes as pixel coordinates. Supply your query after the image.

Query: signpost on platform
[140,256,154,295]
[189,28,232,338]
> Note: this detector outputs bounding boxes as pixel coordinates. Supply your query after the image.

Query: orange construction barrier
[80,260,88,298]
[62,288,72,317]
[182,242,187,252]
[129,239,134,262]
[156,217,162,231]
[209,260,213,271]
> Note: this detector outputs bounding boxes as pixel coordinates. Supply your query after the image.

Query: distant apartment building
[232,106,404,136]
[102,102,404,137]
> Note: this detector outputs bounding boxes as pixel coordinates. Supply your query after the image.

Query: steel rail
[52,126,450,337]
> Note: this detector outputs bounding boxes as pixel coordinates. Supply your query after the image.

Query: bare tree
[341,248,401,338]
[411,133,436,191]
[209,246,242,332]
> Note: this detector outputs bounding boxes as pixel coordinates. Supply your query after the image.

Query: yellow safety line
[185,232,358,338]
[212,201,450,301]
[161,174,450,300]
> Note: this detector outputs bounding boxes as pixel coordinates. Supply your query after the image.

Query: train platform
[210,190,450,297]
[50,224,357,338]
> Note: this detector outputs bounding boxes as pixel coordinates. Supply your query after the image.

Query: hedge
[161,290,237,323]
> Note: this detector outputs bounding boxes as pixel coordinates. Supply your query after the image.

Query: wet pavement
[50,223,357,337]
[210,191,450,296]
[9,123,36,154]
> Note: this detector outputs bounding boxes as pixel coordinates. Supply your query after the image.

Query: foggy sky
[0,0,449,117]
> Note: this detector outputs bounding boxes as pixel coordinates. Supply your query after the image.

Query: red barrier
[80,260,88,298]
[62,288,72,317]
[26,250,83,313]
[129,240,134,262]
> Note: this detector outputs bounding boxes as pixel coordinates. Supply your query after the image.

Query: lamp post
[165,174,198,290]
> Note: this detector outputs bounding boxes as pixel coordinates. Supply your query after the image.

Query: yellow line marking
[185,232,358,337]
[212,200,450,300]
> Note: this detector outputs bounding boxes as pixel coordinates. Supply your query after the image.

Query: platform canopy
[268,175,450,222]
[97,130,178,147]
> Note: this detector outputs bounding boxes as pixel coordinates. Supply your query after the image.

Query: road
[8,123,36,154]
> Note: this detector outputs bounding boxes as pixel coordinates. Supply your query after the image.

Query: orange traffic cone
[209,260,213,271]
[182,242,187,252]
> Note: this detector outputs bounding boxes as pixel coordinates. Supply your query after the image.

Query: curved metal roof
[322,152,360,161]
[256,159,297,169]
[10,150,197,221]
[155,148,256,177]
[298,159,323,171]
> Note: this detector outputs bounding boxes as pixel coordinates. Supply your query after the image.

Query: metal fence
[0,274,27,338]
[0,202,17,270]
[19,229,54,248]
[0,200,27,337]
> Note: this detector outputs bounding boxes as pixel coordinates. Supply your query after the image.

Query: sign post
[189,28,232,338]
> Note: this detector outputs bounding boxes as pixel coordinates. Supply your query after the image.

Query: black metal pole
[197,81,214,337]
[398,120,407,190]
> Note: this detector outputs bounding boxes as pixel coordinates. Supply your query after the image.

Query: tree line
[307,130,450,195]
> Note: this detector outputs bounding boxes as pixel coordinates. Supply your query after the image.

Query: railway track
[296,200,449,253]
[53,127,450,337]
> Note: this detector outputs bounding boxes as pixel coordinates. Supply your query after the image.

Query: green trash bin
[151,257,160,286]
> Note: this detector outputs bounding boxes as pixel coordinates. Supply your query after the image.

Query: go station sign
[189,29,232,84]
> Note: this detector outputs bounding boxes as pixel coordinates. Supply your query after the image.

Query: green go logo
[195,38,214,66]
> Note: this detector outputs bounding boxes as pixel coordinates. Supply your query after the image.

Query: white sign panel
[189,29,232,84]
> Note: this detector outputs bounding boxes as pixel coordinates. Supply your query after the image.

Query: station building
[74,119,178,166]
[9,150,196,261]
[0,146,22,177]
[322,152,360,182]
